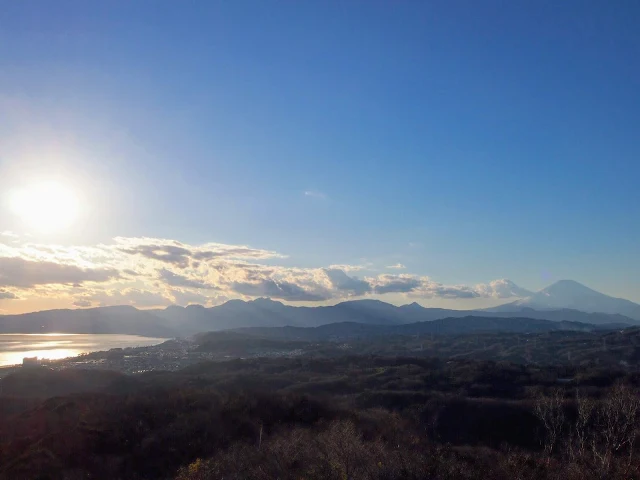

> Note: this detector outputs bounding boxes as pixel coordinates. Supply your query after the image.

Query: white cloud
[386,263,406,270]
[368,274,422,295]
[328,264,369,272]
[73,299,92,308]
[411,281,479,299]
[0,235,533,310]
[473,279,533,299]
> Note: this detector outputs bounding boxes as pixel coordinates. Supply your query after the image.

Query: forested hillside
[2,356,640,479]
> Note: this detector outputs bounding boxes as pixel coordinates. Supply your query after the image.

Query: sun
[9,181,80,233]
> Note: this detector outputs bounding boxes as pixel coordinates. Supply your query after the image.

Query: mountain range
[230,316,620,342]
[0,280,638,337]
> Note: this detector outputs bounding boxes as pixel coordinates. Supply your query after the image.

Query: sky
[1,1,639,314]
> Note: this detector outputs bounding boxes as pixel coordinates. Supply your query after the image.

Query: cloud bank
[0,235,532,310]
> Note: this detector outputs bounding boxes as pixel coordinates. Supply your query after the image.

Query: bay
[0,333,169,366]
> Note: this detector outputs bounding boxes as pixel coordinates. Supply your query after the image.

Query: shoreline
[0,334,172,369]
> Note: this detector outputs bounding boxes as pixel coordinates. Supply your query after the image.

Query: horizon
[2,278,639,317]
[2,2,639,315]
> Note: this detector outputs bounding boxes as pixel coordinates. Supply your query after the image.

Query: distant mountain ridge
[150,297,638,334]
[232,316,619,341]
[1,280,638,336]
[0,306,176,337]
[488,280,640,320]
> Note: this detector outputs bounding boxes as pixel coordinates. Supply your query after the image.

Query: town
[0,338,307,379]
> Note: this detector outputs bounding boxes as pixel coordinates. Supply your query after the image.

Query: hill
[0,368,131,398]
[234,315,616,341]
[2,355,640,479]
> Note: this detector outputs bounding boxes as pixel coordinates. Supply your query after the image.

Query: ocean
[0,333,168,367]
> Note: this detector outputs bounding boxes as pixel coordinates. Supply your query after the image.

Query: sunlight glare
[9,181,80,233]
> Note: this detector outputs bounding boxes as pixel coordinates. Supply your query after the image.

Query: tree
[534,389,565,456]
[591,383,640,471]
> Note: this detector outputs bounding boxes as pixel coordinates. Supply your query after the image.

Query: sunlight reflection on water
[2,348,79,366]
[0,334,168,366]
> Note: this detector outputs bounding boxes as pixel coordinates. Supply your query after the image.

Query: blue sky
[0,1,639,312]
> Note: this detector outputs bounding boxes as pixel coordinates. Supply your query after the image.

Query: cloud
[117,237,283,267]
[192,246,281,260]
[0,256,120,288]
[85,288,173,308]
[73,299,92,308]
[386,263,406,270]
[324,269,371,296]
[328,264,371,272]
[371,276,532,300]
[369,274,421,294]
[0,290,19,300]
[474,279,533,299]
[121,244,192,268]
[304,190,327,200]
[0,234,533,310]
[232,279,328,301]
[423,284,479,299]
[368,274,499,299]
[158,268,216,289]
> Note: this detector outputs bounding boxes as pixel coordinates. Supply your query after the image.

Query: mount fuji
[489,280,640,320]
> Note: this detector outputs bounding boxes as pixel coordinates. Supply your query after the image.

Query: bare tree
[534,388,566,456]
[591,383,640,471]
[568,388,595,460]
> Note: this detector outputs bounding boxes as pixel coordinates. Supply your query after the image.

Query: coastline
[0,333,170,369]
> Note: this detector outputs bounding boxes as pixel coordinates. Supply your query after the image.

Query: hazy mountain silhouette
[0,306,176,337]
[152,297,637,334]
[1,281,637,336]
[151,298,409,332]
[489,280,640,320]
[233,316,618,342]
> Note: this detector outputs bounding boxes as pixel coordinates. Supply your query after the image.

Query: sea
[0,333,169,367]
